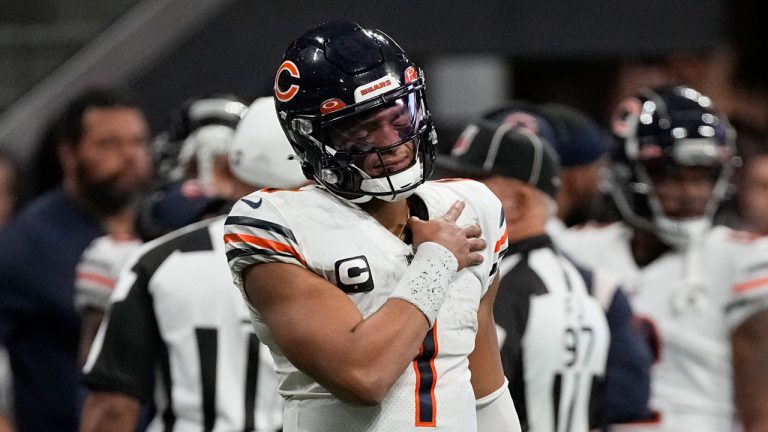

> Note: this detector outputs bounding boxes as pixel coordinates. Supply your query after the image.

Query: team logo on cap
[320,98,346,114]
[404,66,418,84]
[274,60,300,102]
[501,112,541,135]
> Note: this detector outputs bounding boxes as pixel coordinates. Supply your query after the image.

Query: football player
[557,85,768,431]
[74,95,249,364]
[224,21,520,431]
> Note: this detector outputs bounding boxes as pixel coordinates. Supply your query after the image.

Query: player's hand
[408,200,485,271]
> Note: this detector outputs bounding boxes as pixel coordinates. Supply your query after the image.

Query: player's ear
[503,184,529,223]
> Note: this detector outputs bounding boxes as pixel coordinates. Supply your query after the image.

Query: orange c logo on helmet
[275,60,300,102]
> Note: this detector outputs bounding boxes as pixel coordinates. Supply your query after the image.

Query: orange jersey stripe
[733,276,768,295]
[76,271,116,289]
[494,228,509,253]
[224,233,307,267]
[413,346,424,424]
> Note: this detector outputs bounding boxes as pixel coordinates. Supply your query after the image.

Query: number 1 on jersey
[413,323,438,427]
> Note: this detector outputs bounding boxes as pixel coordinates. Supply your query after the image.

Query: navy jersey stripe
[225,215,297,243]
[226,246,301,265]
[414,324,438,426]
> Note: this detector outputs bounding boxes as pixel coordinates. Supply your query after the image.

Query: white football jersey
[75,235,142,312]
[84,217,282,432]
[224,181,508,432]
[558,223,768,431]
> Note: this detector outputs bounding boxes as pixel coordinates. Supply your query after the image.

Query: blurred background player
[0,88,152,432]
[558,85,768,431]
[717,120,768,235]
[74,94,249,363]
[80,96,305,432]
[225,21,519,431]
[438,118,652,431]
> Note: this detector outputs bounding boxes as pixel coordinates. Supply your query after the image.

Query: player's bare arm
[732,308,768,432]
[243,200,484,406]
[79,392,140,432]
[470,274,522,431]
[78,308,105,367]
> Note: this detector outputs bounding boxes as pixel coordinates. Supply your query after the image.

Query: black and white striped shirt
[83,216,282,432]
[495,235,610,432]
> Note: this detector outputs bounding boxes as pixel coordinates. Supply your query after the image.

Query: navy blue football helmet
[273,21,437,202]
[608,85,736,247]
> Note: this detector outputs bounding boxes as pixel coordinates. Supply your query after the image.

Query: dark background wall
[128,0,724,134]
[5,0,767,201]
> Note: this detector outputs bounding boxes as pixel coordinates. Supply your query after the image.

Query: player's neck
[102,208,139,241]
[506,216,547,244]
[360,198,410,239]
[505,198,548,243]
[630,228,670,268]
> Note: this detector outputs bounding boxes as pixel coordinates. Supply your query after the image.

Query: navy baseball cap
[437,118,561,198]
[483,101,608,168]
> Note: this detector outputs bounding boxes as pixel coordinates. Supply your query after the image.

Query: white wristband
[390,242,458,327]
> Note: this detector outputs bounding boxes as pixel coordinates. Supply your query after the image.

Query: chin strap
[359,156,423,199]
[323,156,424,204]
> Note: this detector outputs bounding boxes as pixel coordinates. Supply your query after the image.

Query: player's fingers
[467,237,486,252]
[464,223,482,239]
[442,200,465,222]
[407,216,422,228]
[466,252,484,267]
